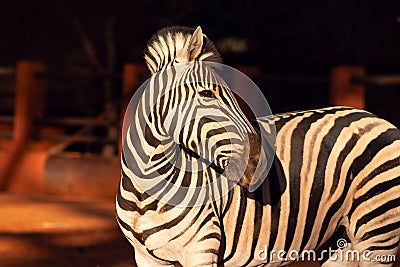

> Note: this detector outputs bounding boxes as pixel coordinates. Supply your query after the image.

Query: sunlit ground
[0,193,399,267]
[0,193,133,267]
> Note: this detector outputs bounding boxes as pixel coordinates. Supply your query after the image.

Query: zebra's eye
[199,90,214,98]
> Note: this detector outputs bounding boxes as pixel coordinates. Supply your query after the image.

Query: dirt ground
[0,193,398,267]
[0,193,133,267]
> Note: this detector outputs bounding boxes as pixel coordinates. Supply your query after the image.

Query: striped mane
[144,26,222,74]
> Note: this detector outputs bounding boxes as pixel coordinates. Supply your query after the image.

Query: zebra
[116,26,400,266]
[117,25,263,265]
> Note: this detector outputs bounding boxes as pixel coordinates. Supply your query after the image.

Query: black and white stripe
[117,26,400,267]
[117,26,259,266]
[144,26,222,74]
[222,107,400,266]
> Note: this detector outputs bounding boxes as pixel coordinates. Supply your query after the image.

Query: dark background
[1,0,400,125]
[1,3,399,266]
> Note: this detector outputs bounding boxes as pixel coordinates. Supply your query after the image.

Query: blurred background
[0,0,400,266]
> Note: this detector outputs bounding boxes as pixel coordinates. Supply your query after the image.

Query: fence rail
[0,67,15,77]
[351,74,400,86]
[35,72,122,81]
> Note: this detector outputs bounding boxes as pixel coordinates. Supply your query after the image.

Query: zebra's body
[116,26,400,266]
[219,106,400,266]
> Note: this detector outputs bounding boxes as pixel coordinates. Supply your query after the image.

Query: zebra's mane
[144,26,222,74]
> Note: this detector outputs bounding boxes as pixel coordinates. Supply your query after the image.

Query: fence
[0,61,148,194]
[0,62,399,195]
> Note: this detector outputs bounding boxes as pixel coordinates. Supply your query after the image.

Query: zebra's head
[140,26,261,193]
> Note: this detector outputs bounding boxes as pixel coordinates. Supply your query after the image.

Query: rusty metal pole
[330,66,366,109]
[0,61,45,190]
[119,64,147,155]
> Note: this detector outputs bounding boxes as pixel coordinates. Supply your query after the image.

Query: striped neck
[122,67,235,208]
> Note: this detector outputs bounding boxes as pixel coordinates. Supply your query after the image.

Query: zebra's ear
[187,26,204,61]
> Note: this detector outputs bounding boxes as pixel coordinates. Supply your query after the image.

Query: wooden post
[0,61,45,190]
[14,62,45,145]
[119,64,148,155]
[330,66,365,109]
